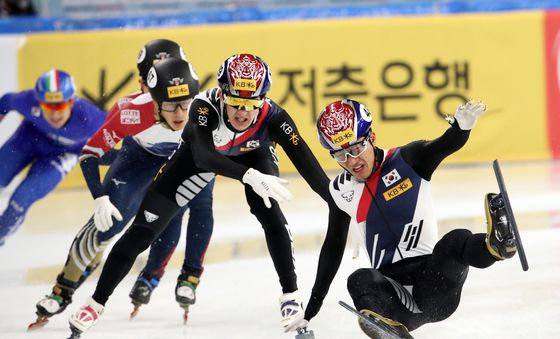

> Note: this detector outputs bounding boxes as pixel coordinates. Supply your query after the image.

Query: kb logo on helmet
[233,79,257,91]
[167,84,189,99]
[331,129,355,146]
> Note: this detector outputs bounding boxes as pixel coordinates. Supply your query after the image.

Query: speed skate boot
[68,296,104,338]
[129,275,159,318]
[485,193,517,260]
[28,284,74,330]
[175,274,199,324]
[358,309,414,339]
[279,290,305,332]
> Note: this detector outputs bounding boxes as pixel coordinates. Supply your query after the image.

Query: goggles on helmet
[224,94,264,111]
[40,100,73,113]
[329,132,370,163]
[160,99,192,112]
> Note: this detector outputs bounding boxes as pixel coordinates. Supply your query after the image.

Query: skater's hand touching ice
[280,291,307,332]
[284,317,309,333]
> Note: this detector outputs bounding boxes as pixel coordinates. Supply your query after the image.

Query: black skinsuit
[91,88,348,305]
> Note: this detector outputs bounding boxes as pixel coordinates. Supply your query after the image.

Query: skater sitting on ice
[284,99,517,338]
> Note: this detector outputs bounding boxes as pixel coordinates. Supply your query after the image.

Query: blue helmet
[34,69,76,103]
[316,99,373,151]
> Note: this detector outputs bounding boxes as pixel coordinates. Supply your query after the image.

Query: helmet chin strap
[366,144,382,180]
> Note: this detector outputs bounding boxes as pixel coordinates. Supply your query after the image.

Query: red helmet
[317,99,373,151]
[217,54,272,99]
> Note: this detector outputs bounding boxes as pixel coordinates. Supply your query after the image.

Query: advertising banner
[17,11,548,187]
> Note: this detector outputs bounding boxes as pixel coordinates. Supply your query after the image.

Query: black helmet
[146,58,199,104]
[137,39,187,81]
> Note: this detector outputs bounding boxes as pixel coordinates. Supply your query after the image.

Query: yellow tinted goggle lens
[40,101,71,113]
[224,95,264,110]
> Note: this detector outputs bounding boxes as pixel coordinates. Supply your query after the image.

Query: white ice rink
[0,160,559,339]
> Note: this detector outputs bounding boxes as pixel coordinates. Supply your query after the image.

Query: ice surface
[0,158,559,339]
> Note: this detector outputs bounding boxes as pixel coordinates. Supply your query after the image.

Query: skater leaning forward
[29,39,214,331]
[68,54,346,337]
[284,99,517,338]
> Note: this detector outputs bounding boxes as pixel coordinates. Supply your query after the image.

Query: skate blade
[339,301,413,339]
[130,305,140,319]
[359,317,414,339]
[182,305,190,325]
[67,325,83,339]
[492,160,529,271]
[295,328,315,339]
[27,317,49,331]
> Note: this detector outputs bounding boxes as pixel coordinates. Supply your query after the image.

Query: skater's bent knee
[347,268,385,295]
[113,226,157,258]
[438,229,473,251]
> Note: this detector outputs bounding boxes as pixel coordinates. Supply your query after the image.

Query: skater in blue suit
[0,69,106,245]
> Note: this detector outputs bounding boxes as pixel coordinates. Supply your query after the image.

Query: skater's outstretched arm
[401,100,486,180]
[268,107,331,200]
[282,203,350,332]
[304,205,351,322]
[278,200,350,334]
